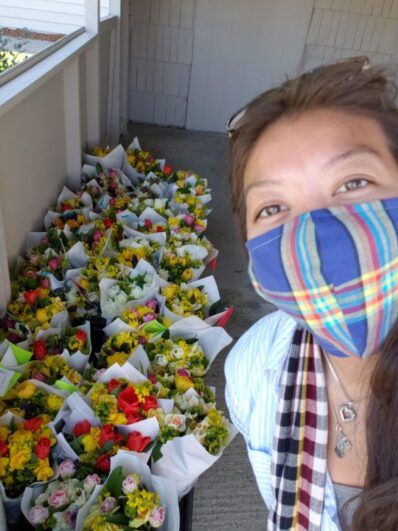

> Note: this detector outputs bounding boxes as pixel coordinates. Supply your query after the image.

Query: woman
[225,57,398,531]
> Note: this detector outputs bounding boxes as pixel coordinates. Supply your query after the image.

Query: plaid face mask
[246,197,398,358]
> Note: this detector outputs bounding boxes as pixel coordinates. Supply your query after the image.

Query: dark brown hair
[228,57,398,530]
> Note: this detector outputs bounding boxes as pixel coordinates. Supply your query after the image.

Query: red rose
[141,395,158,412]
[95,453,110,473]
[126,432,151,453]
[75,330,87,343]
[24,289,41,305]
[107,379,120,393]
[156,226,165,233]
[24,417,43,432]
[0,438,9,457]
[117,387,139,414]
[99,424,122,448]
[163,165,172,175]
[61,203,73,212]
[33,340,47,361]
[73,420,92,437]
[34,437,52,459]
[144,219,153,230]
[126,411,143,425]
[103,218,113,229]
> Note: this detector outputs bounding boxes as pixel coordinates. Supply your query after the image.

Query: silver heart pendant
[339,403,356,423]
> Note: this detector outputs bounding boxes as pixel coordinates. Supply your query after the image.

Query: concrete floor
[121,123,274,531]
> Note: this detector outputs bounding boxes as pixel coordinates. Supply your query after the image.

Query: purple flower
[183,214,195,226]
[146,299,158,310]
[100,496,117,514]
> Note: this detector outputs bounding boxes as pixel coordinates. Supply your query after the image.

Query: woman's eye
[335,178,369,194]
[256,204,287,219]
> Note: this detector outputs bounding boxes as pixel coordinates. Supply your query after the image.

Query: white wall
[0,0,110,35]
[302,0,398,70]
[128,0,195,126]
[0,73,67,261]
[186,0,314,132]
[128,0,398,132]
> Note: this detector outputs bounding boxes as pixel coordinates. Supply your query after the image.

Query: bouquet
[98,330,150,367]
[59,420,151,474]
[24,461,102,529]
[0,381,64,421]
[0,416,56,498]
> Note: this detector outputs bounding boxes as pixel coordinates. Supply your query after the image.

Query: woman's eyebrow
[323,145,381,168]
[244,179,281,197]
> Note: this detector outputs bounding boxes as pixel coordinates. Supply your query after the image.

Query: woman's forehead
[244,109,391,184]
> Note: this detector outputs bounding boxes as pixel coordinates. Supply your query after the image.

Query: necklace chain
[322,351,359,458]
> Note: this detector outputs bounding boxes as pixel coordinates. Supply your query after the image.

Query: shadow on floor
[121,123,272,531]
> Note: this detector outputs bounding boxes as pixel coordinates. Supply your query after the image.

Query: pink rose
[48,490,68,508]
[84,474,101,493]
[48,257,60,271]
[28,505,49,525]
[194,224,204,233]
[183,214,195,226]
[146,299,158,310]
[93,230,102,242]
[142,313,156,322]
[59,459,77,479]
[149,506,165,528]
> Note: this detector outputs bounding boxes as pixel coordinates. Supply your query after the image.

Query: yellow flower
[38,414,51,426]
[168,217,180,227]
[0,458,9,477]
[108,411,127,425]
[0,426,9,440]
[181,269,193,282]
[36,308,49,324]
[9,447,31,471]
[34,458,54,481]
[79,278,89,290]
[162,285,177,300]
[10,429,33,445]
[81,427,101,453]
[15,381,37,399]
[107,352,129,367]
[46,394,64,411]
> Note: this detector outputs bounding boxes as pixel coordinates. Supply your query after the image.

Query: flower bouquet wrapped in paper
[79,451,179,530]
[22,459,103,529]
[0,412,57,524]
[100,260,161,321]
[160,276,232,326]
[0,380,65,421]
[7,288,68,333]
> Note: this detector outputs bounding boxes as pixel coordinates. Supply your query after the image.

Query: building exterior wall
[0,0,110,35]
[302,0,398,70]
[128,0,398,132]
[128,0,195,127]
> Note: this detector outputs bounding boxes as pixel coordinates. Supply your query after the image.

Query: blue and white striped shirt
[225,310,342,530]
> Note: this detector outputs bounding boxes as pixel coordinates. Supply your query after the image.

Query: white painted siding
[0,0,110,34]
[128,0,195,127]
[302,0,398,71]
[186,0,314,132]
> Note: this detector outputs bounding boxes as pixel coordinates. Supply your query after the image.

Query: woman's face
[244,109,398,240]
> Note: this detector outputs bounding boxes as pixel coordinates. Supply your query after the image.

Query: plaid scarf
[269,327,328,531]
